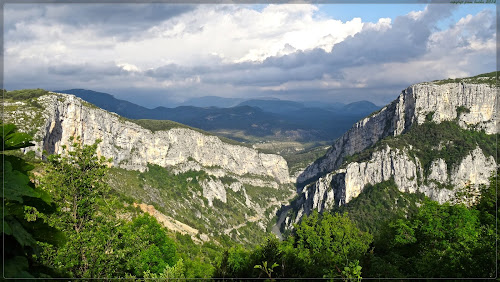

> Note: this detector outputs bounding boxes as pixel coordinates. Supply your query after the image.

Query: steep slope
[286,72,498,230]
[4,91,295,245]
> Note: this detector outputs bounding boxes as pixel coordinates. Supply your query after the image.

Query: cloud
[3,4,496,107]
[4,4,195,40]
[48,62,128,77]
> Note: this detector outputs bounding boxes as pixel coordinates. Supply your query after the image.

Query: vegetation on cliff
[343,120,498,178]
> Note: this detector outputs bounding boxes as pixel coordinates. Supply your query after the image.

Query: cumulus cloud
[3,3,496,106]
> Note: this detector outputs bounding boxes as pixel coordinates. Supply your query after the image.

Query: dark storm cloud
[48,62,129,77]
[4,4,195,40]
[145,64,212,79]
[320,4,456,66]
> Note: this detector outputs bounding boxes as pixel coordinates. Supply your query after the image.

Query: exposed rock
[297,82,498,187]
[6,93,291,184]
[5,92,296,245]
[133,202,206,243]
[287,146,497,229]
[201,179,226,207]
[287,80,498,229]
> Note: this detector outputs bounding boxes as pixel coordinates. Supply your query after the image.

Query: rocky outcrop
[287,146,497,229]
[287,79,498,229]
[5,92,297,245]
[297,82,498,187]
[7,93,291,184]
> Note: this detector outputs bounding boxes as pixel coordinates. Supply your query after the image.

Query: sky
[3,2,497,107]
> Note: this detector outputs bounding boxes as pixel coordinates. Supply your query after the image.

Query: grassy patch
[3,97,47,139]
[4,88,50,100]
[283,144,329,175]
[432,71,498,86]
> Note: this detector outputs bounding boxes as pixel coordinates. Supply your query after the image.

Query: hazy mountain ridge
[57,89,379,142]
[284,72,498,230]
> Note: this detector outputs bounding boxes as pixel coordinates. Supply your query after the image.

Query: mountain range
[54,89,380,142]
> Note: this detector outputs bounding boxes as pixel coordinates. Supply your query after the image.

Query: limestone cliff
[5,93,290,184]
[5,91,297,244]
[286,76,498,229]
[297,81,497,187]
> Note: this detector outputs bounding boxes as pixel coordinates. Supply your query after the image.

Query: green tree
[370,197,495,278]
[43,137,110,234]
[293,211,372,278]
[36,137,183,278]
[215,245,251,278]
[123,214,178,277]
[38,137,116,277]
[1,124,59,277]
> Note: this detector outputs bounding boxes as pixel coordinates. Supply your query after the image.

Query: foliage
[432,71,498,86]
[455,105,471,118]
[124,215,178,276]
[1,123,60,278]
[340,260,362,282]
[38,138,116,277]
[333,179,426,236]
[254,261,279,280]
[107,164,293,246]
[425,111,434,122]
[4,88,49,101]
[283,144,329,175]
[43,137,110,234]
[215,213,372,279]
[367,189,496,278]
[293,212,372,278]
[143,258,185,279]
[36,138,184,278]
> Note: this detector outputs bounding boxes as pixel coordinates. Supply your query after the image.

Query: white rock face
[452,147,497,189]
[287,81,498,229]
[201,179,227,207]
[13,94,291,184]
[297,82,498,186]
[287,146,497,228]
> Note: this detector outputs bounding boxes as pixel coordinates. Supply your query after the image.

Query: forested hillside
[3,126,497,278]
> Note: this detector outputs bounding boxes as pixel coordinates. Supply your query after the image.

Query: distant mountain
[179,96,245,108]
[341,100,379,114]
